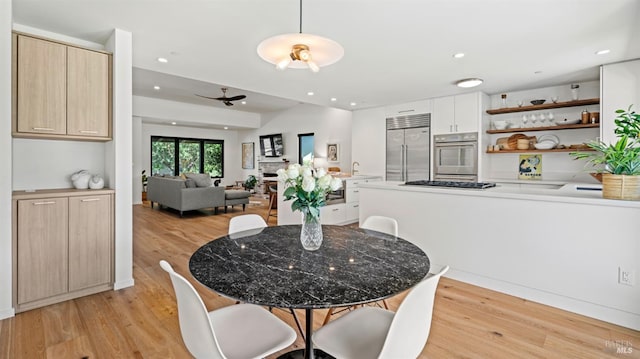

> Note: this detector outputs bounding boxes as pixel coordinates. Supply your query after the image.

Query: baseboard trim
[114,278,135,290]
[0,307,15,320]
[441,266,640,331]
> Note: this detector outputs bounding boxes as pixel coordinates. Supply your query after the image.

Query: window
[151,136,224,177]
[298,133,314,165]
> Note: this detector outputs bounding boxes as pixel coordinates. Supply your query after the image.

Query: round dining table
[190,224,430,359]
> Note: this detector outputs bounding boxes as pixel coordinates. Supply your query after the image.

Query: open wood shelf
[486,122,599,134]
[486,98,600,115]
[486,148,594,154]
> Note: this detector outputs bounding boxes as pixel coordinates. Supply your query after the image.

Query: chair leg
[242,204,246,211]
[290,308,305,341]
[382,299,389,310]
[322,308,335,326]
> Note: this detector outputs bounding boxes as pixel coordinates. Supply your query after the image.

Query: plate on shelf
[538,134,560,145]
[554,118,581,125]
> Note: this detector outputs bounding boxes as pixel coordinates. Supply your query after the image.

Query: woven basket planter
[602,173,640,200]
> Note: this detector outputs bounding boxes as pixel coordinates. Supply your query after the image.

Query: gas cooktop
[404,180,497,189]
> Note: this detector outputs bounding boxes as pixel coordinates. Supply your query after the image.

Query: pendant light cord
[299,0,303,34]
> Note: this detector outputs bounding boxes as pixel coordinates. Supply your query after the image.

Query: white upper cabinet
[432,92,482,135]
[384,99,432,118]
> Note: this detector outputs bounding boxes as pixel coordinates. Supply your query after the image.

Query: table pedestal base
[277,349,334,359]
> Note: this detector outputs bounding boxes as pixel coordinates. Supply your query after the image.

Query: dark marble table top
[189,225,430,309]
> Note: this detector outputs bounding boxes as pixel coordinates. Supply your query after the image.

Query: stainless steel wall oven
[433,132,478,182]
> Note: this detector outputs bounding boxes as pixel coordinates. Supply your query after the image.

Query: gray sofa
[147,175,250,216]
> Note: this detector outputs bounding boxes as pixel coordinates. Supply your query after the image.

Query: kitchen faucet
[352,161,360,175]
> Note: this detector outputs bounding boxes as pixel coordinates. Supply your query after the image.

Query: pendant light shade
[257,0,343,72]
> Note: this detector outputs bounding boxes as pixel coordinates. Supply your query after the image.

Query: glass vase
[300,208,323,251]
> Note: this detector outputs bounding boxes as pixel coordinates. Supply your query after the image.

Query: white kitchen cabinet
[344,176,382,223]
[384,99,432,118]
[320,204,346,224]
[432,92,482,135]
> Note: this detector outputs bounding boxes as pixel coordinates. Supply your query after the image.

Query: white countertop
[359,181,640,208]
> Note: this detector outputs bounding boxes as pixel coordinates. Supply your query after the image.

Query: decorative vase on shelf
[300,208,323,251]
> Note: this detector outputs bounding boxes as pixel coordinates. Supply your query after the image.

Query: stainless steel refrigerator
[386,114,431,181]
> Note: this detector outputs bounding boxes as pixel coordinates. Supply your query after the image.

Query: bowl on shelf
[533,141,556,150]
[554,118,581,125]
[493,120,509,130]
[538,134,560,145]
[530,99,546,105]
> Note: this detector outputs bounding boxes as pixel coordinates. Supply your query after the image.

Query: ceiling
[11,0,640,114]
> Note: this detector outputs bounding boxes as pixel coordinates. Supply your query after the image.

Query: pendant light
[257,0,344,72]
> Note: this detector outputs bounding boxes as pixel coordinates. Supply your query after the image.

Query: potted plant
[141,170,148,201]
[244,175,257,192]
[571,105,640,200]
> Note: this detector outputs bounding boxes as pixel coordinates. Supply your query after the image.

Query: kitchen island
[358,181,640,330]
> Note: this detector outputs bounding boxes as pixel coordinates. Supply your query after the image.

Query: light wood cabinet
[13,32,112,141]
[13,189,114,312]
[68,195,112,291]
[17,197,68,304]
[16,35,67,135]
[67,46,110,138]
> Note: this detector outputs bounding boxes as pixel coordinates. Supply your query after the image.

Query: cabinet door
[68,195,112,291]
[17,35,67,135]
[321,204,346,224]
[17,198,68,304]
[67,47,110,137]
[454,92,480,133]
[432,96,455,135]
[384,100,432,117]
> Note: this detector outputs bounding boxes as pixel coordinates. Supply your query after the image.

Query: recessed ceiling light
[157,57,168,63]
[307,92,314,96]
[153,86,160,90]
[171,121,177,125]
[330,97,337,102]
[596,49,610,55]
[224,126,229,130]
[241,101,247,105]
[350,102,357,106]
[455,78,483,88]
[453,53,465,59]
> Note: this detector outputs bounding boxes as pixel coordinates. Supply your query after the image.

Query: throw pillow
[185,173,212,187]
[185,178,197,188]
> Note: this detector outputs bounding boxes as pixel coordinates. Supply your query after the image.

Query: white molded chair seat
[361,215,398,237]
[313,266,449,359]
[228,214,267,234]
[160,260,296,359]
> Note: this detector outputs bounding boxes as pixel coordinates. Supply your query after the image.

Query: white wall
[601,59,640,145]
[12,139,106,190]
[105,29,134,290]
[133,96,260,129]
[0,0,13,320]
[140,123,242,185]
[352,107,386,177]
[238,104,353,179]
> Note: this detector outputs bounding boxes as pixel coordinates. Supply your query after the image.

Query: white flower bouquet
[276,163,343,219]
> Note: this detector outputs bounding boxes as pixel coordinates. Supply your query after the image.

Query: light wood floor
[1,198,638,358]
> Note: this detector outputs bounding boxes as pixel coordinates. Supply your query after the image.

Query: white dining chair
[322,215,399,325]
[227,214,306,339]
[228,214,267,234]
[313,265,449,359]
[159,260,296,359]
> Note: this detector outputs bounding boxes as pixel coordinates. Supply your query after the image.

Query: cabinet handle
[455,124,458,132]
[449,125,453,132]
[353,190,359,193]
[81,198,101,202]
[79,130,98,134]
[33,201,56,205]
[32,127,54,131]
[353,204,359,208]
[398,109,415,114]
[332,208,339,212]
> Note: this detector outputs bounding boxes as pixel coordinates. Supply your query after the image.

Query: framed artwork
[327,143,339,162]
[242,142,255,169]
[518,154,541,180]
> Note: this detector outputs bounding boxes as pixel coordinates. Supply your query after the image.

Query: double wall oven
[433,132,478,182]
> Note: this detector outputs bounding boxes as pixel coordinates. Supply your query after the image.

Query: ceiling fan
[196,87,246,106]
